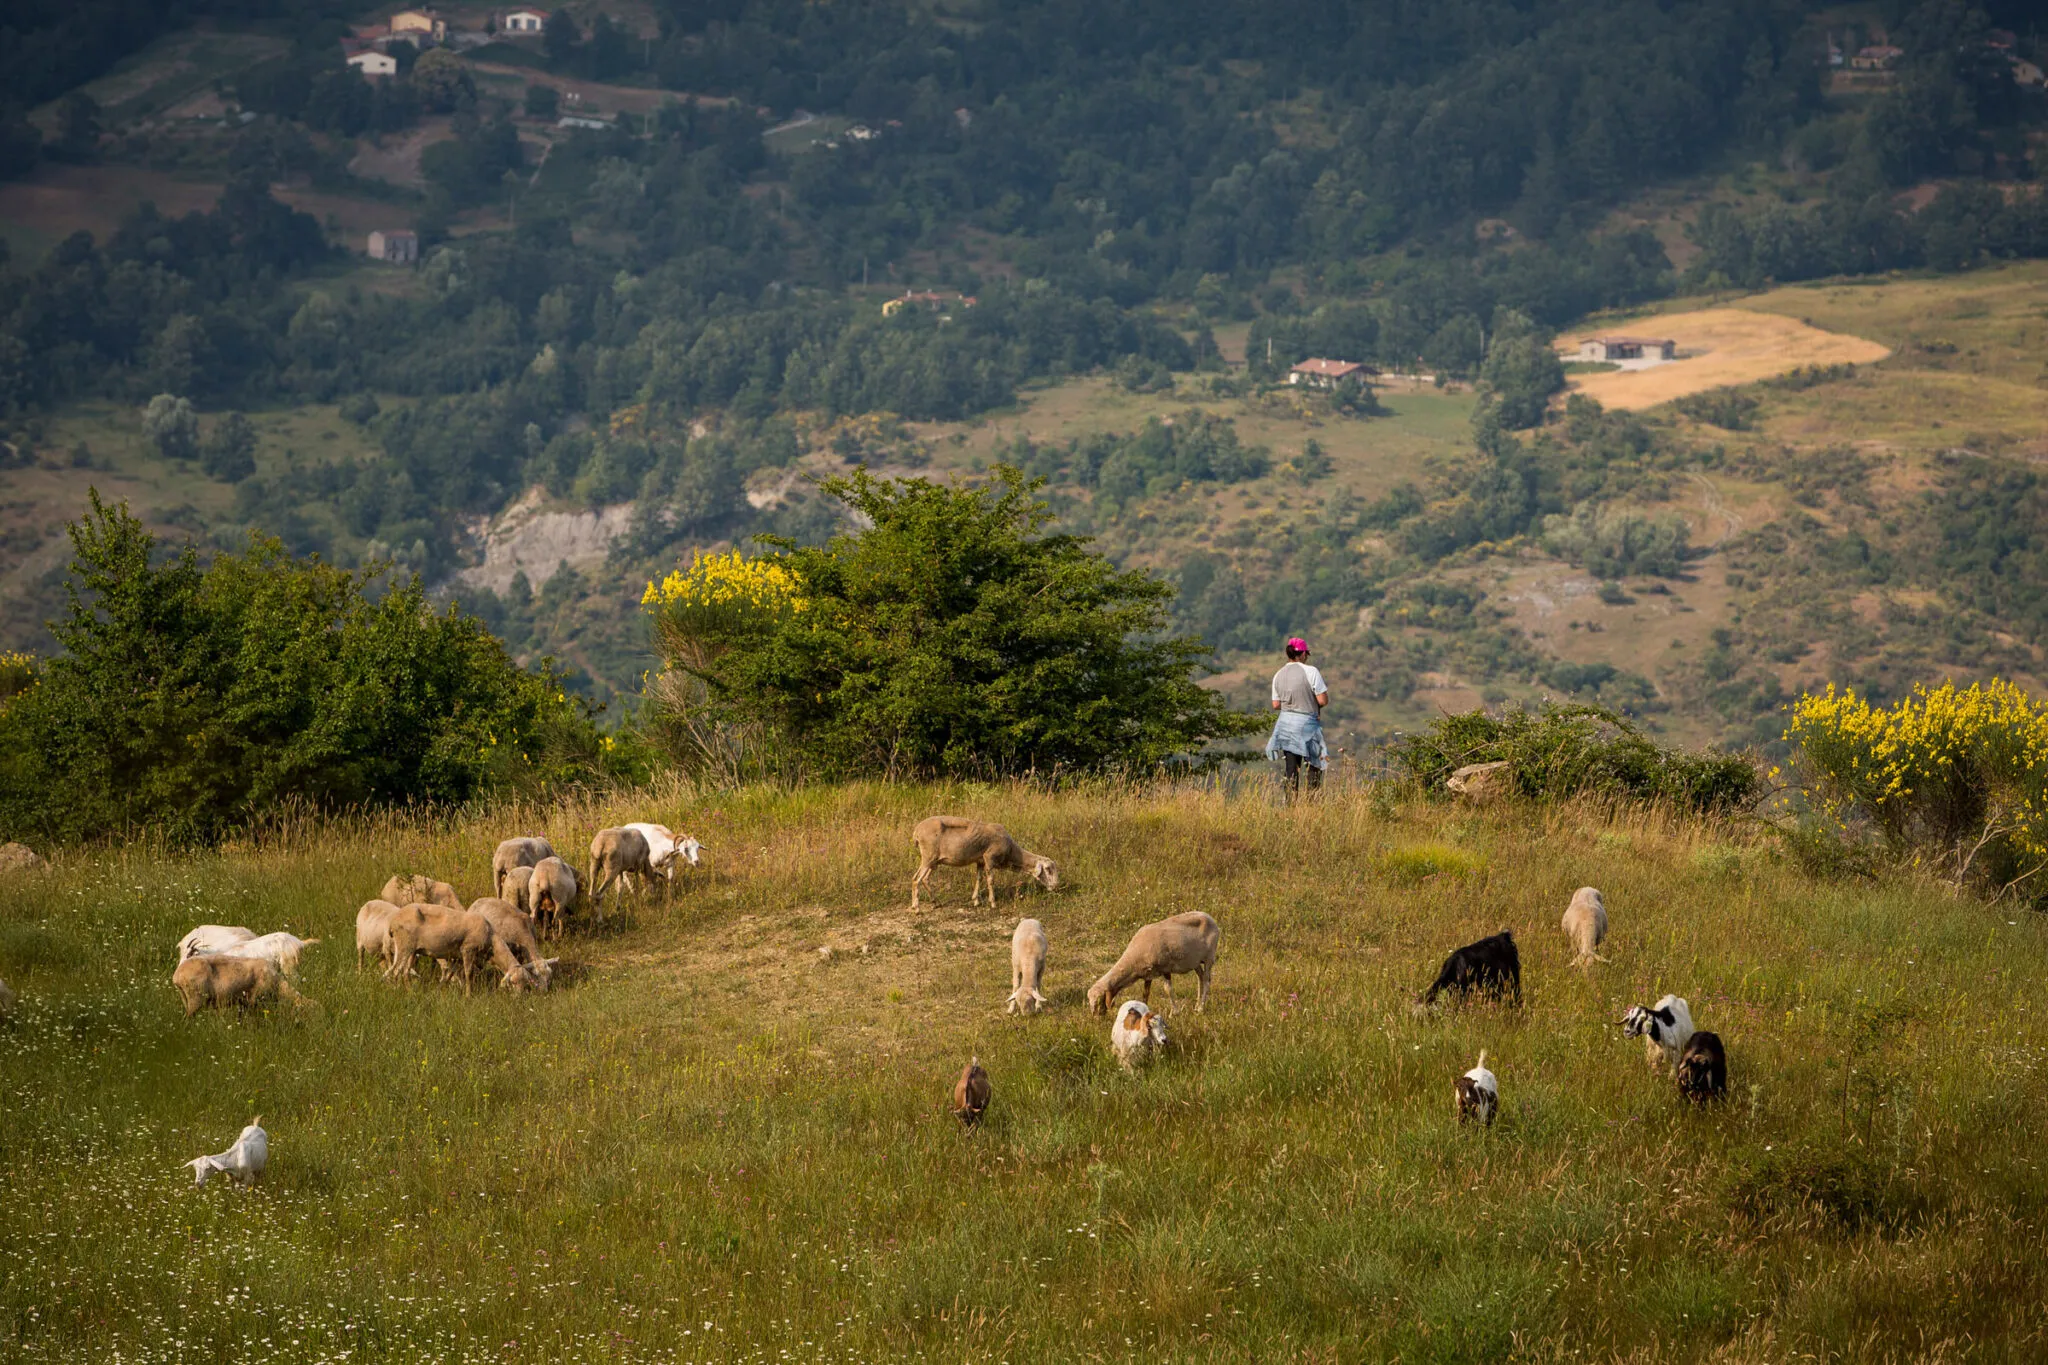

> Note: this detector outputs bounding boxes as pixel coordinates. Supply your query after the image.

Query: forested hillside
[2,0,2047,745]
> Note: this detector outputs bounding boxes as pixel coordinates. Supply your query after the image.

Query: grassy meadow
[4,779,2048,1361]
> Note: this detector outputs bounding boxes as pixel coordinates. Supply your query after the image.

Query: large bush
[645,467,1261,780]
[1390,702,1758,813]
[1787,680,2048,898]
[0,494,601,845]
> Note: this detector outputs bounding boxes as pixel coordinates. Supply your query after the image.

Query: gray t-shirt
[1271,661,1327,717]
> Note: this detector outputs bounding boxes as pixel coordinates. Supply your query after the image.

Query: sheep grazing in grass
[355,901,402,971]
[1620,994,1694,1074]
[529,856,581,938]
[1007,918,1049,1015]
[502,864,536,914]
[1414,931,1522,1014]
[588,827,664,915]
[1561,887,1607,966]
[187,1119,267,1188]
[491,837,556,898]
[380,875,462,911]
[178,925,255,961]
[1456,1052,1498,1127]
[1110,1000,1168,1070]
[216,931,321,977]
[622,823,702,882]
[384,904,521,995]
[1087,911,1219,1016]
[1676,1031,1727,1103]
[469,896,558,992]
[953,1058,991,1126]
[172,956,309,1017]
[910,816,1058,910]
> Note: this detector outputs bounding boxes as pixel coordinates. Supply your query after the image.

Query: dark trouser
[1283,751,1323,794]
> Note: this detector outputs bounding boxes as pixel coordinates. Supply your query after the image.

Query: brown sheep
[381,874,463,911]
[491,837,555,898]
[469,896,557,991]
[530,856,581,939]
[910,816,1058,910]
[173,956,309,1017]
[1086,911,1219,1016]
[587,827,650,917]
[383,904,521,995]
[356,900,402,970]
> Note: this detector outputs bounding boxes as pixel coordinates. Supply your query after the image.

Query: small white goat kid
[1110,999,1167,1070]
[1620,994,1694,1073]
[1007,917,1048,1015]
[178,925,255,961]
[187,1119,268,1187]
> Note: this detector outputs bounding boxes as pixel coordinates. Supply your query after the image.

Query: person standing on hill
[1267,637,1329,799]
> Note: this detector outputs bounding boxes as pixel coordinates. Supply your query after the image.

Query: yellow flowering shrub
[1787,679,2048,893]
[643,549,808,674]
[0,650,35,706]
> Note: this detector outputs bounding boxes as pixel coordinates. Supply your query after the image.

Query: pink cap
[1287,637,1309,653]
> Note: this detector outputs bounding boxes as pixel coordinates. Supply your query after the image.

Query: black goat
[1676,1030,1727,1102]
[1416,931,1522,1010]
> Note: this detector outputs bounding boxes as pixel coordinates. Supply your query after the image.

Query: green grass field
[5,779,2047,1361]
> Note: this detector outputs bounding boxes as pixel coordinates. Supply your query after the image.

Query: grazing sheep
[1561,886,1608,965]
[1620,994,1694,1074]
[1110,999,1168,1070]
[384,904,520,995]
[953,1058,991,1126]
[187,1119,268,1188]
[1087,911,1219,1016]
[588,827,656,913]
[1456,1052,1499,1127]
[530,856,581,938]
[380,875,463,911]
[215,931,321,977]
[499,864,535,915]
[172,956,308,1017]
[910,816,1059,910]
[178,925,255,961]
[469,896,558,992]
[1007,918,1049,1015]
[355,900,403,970]
[491,837,556,898]
[622,823,703,883]
[1677,1031,1728,1102]
[1415,931,1522,1012]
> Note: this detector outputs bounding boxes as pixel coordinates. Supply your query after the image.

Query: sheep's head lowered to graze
[1028,856,1059,891]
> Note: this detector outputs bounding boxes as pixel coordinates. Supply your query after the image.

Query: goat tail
[1476,1050,1488,1070]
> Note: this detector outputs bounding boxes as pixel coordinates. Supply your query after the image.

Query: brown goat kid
[909,816,1059,910]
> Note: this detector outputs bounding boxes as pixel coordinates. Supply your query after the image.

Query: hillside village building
[367,229,419,263]
[346,50,398,76]
[1288,358,1369,388]
[389,9,447,42]
[502,8,548,33]
[1576,335,1675,363]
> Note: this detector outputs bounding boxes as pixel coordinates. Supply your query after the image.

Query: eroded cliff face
[458,486,636,596]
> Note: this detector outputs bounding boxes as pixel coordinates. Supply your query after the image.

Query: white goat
[1110,1000,1168,1070]
[178,925,255,961]
[622,823,702,884]
[1561,886,1608,965]
[187,1120,268,1187]
[215,931,321,977]
[1620,994,1694,1073]
[1007,917,1049,1015]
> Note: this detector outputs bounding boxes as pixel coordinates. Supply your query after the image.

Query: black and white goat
[1619,994,1693,1073]
[1455,1051,1498,1126]
[1676,1031,1727,1102]
[1414,931,1521,1013]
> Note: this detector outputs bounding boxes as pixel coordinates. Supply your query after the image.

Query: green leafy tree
[524,83,559,119]
[0,493,601,845]
[53,92,101,162]
[1477,309,1565,430]
[411,48,474,113]
[200,411,257,483]
[141,393,199,462]
[543,10,581,66]
[647,467,1260,778]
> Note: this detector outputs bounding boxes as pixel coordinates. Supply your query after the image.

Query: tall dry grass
[3,777,2047,1361]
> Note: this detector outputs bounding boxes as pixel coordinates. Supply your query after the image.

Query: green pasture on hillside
[3,781,2047,1360]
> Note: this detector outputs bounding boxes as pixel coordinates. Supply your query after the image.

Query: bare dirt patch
[1560,308,1891,411]
[349,121,456,190]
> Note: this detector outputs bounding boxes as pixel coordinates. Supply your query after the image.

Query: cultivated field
[1560,308,1891,410]
[4,781,2048,1360]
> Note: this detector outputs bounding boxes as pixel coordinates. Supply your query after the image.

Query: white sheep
[1110,999,1167,1070]
[1620,994,1694,1073]
[1087,911,1219,1016]
[355,900,402,971]
[502,864,536,914]
[910,816,1058,909]
[1007,917,1049,1015]
[1561,886,1608,965]
[1455,1052,1498,1126]
[215,931,322,977]
[530,856,580,937]
[187,1119,268,1187]
[178,925,255,961]
[491,837,556,898]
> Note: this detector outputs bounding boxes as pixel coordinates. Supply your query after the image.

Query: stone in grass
[1446,761,1512,803]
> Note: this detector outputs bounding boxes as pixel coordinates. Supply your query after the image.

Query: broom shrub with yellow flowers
[1786,679,2048,898]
